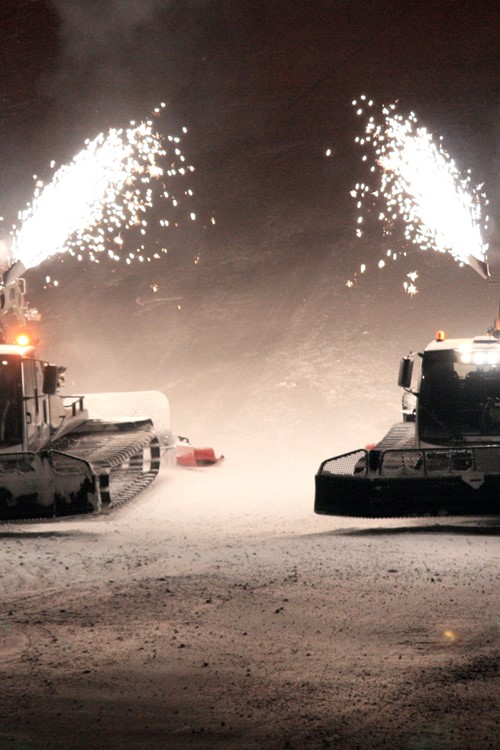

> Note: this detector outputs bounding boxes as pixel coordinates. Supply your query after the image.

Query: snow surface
[1,437,498,750]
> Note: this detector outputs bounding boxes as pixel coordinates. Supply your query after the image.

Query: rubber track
[52,425,155,470]
[1,425,162,523]
[52,425,161,508]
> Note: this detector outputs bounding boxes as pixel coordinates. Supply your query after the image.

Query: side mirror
[43,365,59,395]
[398,356,413,389]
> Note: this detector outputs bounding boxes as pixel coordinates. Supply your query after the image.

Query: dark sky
[1,0,497,208]
[0,0,498,377]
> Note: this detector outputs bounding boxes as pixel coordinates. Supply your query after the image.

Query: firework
[10,106,196,272]
[348,97,489,294]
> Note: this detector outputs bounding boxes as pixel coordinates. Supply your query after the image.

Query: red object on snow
[176,444,223,467]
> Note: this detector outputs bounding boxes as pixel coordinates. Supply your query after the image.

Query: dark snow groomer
[316,318,500,518]
[0,261,170,520]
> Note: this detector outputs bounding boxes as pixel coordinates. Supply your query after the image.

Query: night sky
[1,2,497,208]
[0,0,498,404]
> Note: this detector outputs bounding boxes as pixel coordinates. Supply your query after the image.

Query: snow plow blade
[0,451,98,520]
[315,446,500,518]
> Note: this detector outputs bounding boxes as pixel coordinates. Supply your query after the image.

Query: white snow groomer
[0,262,172,520]
[315,322,500,517]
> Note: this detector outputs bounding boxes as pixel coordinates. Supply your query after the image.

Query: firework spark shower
[10,107,195,272]
[349,97,489,294]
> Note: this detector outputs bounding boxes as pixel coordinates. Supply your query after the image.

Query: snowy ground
[1,436,498,749]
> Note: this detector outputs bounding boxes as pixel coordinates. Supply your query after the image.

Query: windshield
[419,349,500,442]
[0,356,23,447]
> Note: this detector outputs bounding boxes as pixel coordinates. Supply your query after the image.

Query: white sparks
[350,99,489,293]
[374,112,487,263]
[10,116,196,271]
[403,280,418,296]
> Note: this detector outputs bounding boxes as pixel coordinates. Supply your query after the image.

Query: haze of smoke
[44,0,169,118]
[50,0,167,57]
